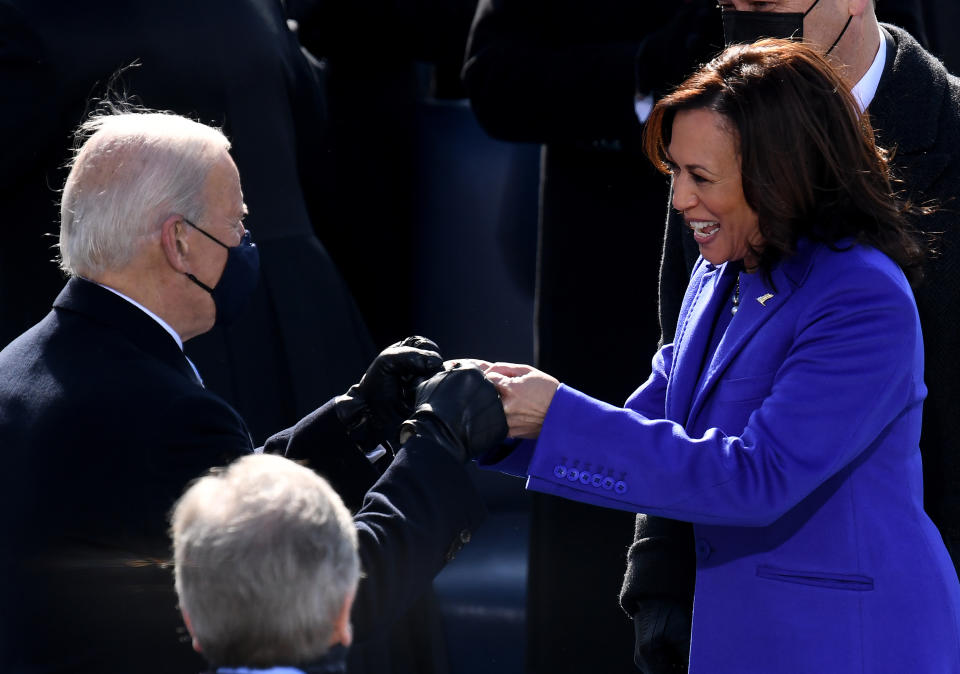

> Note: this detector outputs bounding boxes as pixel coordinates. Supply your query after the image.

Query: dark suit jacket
[0,278,485,673]
[623,23,960,649]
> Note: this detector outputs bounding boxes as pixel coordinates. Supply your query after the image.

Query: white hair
[171,453,360,668]
[59,110,231,277]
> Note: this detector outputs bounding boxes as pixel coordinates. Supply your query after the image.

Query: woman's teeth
[690,221,720,241]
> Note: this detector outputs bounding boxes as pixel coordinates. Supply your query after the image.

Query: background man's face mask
[722,0,852,55]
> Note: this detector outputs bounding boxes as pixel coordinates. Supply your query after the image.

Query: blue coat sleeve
[506,261,925,526]
[624,341,673,417]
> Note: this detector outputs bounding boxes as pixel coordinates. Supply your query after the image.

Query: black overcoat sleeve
[262,398,379,513]
[262,404,486,644]
[350,436,487,643]
[620,515,696,616]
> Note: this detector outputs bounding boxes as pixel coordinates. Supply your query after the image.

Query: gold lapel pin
[757,293,774,307]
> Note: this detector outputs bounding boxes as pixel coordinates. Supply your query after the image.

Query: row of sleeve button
[553,464,627,494]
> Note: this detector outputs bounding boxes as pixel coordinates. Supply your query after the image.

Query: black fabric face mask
[722,0,852,55]
[183,218,260,327]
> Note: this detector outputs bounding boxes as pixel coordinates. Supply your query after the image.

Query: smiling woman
[643,37,924,283]
[663,108,761,268]
[480,39,959,673]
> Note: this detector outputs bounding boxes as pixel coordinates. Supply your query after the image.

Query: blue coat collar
[668,239,820,425]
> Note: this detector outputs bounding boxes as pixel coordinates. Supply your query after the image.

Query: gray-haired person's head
[59,111,231,277]
[171,453,360,668]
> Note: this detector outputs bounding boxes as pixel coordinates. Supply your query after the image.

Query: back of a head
[59,110,231,278]
[171,453,359,668]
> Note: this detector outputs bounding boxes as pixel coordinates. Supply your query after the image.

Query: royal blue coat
[487,239,960,672]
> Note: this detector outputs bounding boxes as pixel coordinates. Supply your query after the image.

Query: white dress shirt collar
[851,31,887,113]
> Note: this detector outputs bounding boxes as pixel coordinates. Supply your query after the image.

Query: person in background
[284,0,482,347]
[920,0,960,73]
[483,38,960,673]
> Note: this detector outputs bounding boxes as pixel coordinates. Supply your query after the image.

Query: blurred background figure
[462,1,723,671]
[872,0,960,74]
[284,0,483,347]
[920,0,960,73]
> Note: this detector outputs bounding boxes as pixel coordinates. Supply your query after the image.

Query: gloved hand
[398,365,508,463]
[635,0,724,98]
[335,336,443,453]
[632,598,692,674]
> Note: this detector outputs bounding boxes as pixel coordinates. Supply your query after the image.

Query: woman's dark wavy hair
[644,39,926,285]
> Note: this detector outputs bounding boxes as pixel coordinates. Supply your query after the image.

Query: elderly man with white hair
[0,109,507,673]
[171,453,360,673]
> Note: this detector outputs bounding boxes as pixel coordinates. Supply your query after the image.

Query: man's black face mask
[722,0,852,54]
[183,218,260,327]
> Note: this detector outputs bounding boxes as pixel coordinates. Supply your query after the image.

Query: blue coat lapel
[677,241,820,426]
[665,263,727,423]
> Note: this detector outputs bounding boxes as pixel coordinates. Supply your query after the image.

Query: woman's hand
[484,363,560,439]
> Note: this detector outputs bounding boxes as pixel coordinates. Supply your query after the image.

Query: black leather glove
[632,598,691,674]
[635,0,724,98]
[335,336,443,453]
[398,366,507,463]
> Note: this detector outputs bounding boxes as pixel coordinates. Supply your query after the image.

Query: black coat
[462,2,717,671]
[0,278,485,673]
[623,22,960,656]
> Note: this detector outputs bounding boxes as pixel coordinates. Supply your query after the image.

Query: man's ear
[330,591,355,648]
[181,608,203,654]
[161,214,191,273]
